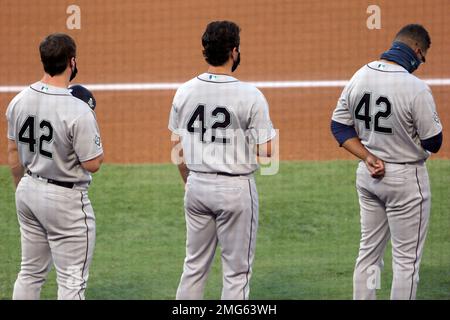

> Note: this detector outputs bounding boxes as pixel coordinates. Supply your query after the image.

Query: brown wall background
[0,0,448,163]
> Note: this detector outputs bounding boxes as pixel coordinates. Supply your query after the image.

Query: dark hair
[39,33,76,76]
[395,24,431,51]
[202,21,240,66]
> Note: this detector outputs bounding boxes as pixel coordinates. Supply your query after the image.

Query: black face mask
[231,52,240,72]
[69,61,78,82]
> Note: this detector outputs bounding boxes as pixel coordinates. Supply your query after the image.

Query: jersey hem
[331,117,354,127]
[78,149,104,163]
[256,130,277,145]
[419,129,443,141]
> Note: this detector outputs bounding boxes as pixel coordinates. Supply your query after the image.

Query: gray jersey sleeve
[412,88,442,140]
[6,95,19,140]
[248,92,276,144]
[331,84,354,126]
[72,111,103,162]
[6,106,15,140]
[168,102,180,135]
[168,88,182,135]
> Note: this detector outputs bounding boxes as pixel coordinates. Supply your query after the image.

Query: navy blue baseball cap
[69,84,96,110]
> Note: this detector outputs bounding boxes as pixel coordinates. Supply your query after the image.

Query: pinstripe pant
[12,175,95,300]
[353,161,430,300]
[176,172,258,300]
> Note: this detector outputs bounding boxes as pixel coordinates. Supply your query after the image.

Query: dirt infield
[0,0,449,163]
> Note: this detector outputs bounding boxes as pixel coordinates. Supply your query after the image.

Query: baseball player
[331,24,442,300]
[6,33,104,300]
[168,21,276,300]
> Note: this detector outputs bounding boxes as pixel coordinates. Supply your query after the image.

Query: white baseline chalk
[1,78,450,93]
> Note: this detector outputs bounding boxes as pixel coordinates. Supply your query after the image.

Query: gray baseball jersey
[331,61,442,300]
[170,73,275,300]
[6,82,103,184]
[7,81,102,300]
[169,73,276,174]
[332,61,442,163]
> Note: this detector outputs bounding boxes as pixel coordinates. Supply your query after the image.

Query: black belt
[26,170,74,189]
[385,160,425,165]
[216,172,242,177]
[191,170,249,177]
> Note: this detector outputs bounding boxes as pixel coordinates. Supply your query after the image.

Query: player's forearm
[257,140,272,157]
[341,137,371,161]
[171,136,189,184]
[7,141,24,188]
[343,137,385,178]
[178,163,190,184]
[81,153,104,173]
[8,160,24,189]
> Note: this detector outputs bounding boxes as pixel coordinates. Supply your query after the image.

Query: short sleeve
[331,84,354,126]
[72,111,103,162]
[168,102,179,135]
[248,92,276,145]
[6,99,17,140]
[412,88,442,140]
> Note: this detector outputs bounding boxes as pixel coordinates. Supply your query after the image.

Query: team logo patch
[88,98,94,109]
[432,112,441,125]
[94,135,101,147]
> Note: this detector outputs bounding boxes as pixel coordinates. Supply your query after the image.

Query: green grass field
[1,160,449,300]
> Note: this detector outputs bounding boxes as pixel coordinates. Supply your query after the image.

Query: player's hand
[364,154,385,178]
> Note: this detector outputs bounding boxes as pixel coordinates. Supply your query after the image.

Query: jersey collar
[30,81,72,96]
[197,73,239,83]
[367,61,409,73]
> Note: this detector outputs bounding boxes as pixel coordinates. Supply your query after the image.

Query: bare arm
[257,140,272,158]
[7,139,24,189]
[81,153,104,173]
[177,162,189,184]
[342,137,385,178]
[171,135,189,184]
